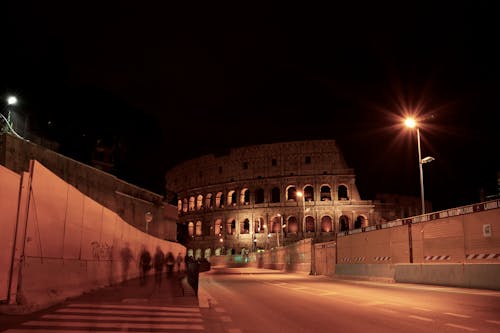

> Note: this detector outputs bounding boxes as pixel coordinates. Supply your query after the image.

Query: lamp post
[144,211,153,234]
[1,95,23,138]
[404,118,434,215]
[297,190,306,234]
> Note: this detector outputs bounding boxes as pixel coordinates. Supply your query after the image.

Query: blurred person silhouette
[120,242,134,284]
[139,246,151,285]
[176,252,183,272]
[153,246,165,286]
[165,251,175,278]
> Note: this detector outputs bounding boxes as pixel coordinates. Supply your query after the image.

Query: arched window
[216,192,223,208]
[287,216,299,234]
[320,185,332,201]
[189,196,195,211]
[305,216,315,232]
[228,190,237,206]
[196,195,203,210]
[255,188,265,204]
[195,220,202,236]
[286,186,298,201]
[183,198,188,213]
[321,216,333,232]
[304,185,314,201]
[254,217,264,233]
[227,219,236,235]
[188,221,194,236]
[241,218,250,234]
[214,218,223,235]
[177,199,182,212]
[355,215,366,229]
[338,185,349,200]
[272,216,282,233]
[240,188,250,205]
[271,187,281,203]
[339,215,349,231]
[205,193,213,209]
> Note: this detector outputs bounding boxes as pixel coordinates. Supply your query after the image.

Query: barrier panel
[0,165,21,302]
[2,161,186,313]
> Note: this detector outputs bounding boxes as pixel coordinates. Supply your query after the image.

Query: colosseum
[166,140,381,259]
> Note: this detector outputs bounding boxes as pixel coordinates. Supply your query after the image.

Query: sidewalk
[66,271,199,307]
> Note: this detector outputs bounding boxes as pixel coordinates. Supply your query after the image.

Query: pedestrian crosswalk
[3,302,205,332]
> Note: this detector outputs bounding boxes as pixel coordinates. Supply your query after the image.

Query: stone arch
[227,190,237,206]
[271,187,281,203]
[187,221,194,236]
[215,247,222,256]
[194,248,202,260]
[205,193,213,209]
[320,185,332,201]
[320,215,333,232]
[196,194,203,210]
[255,188,265,204]
[338,185,349,200]
[241,218,250,234]
[227,218,236,235]
[304,185,314,201]
[272,215,282,233]
[187,248,194,258]
[204,248,211,259]
[339,215,350,231]
[305,215,315,232]
[177,199,182,212]
[183,198,188,212]
[287,216,299,234]
[240,188,250,205]
[189,196,195,211]
[354,215,367,229]
[215,192,223,208]
[254,217,264,233]
[214,218,223,235]
[286,185,298,201]
[195,220,202,236]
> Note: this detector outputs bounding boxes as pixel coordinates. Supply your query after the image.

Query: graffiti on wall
[90,241,113,260]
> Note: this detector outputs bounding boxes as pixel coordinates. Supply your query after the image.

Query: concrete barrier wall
[2,161,186,313]
[0,165,21,302]
[394,264,500,290]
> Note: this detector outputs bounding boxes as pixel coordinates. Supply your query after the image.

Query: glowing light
[404,117,416,128]
[7,96,17,105]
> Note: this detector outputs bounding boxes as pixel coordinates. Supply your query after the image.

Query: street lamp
[1,95,23,138]
[404,118,434,215]
[276,214,285,247]
[144,211,153,234]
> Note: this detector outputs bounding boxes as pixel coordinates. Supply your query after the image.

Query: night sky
[2,1,499,211]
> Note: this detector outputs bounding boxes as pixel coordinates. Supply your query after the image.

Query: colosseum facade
[165,140,378,259]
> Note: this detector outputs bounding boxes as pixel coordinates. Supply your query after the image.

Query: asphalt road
[198,267,500,333]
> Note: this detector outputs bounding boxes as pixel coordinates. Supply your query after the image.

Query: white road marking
[41,313,203,322]
[56,308,202,316]
[486,320,500,325]
[412,307,432,312]
[445,323,476,331]
[409,315,434,322]
[444,312,471,318]
[67,303,200,312]
[22,320,204,330]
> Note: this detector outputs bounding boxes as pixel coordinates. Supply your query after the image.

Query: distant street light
[144,211,153,234]
[1,95,24,139]
[7,96,18,105]
[404,117,434,215]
